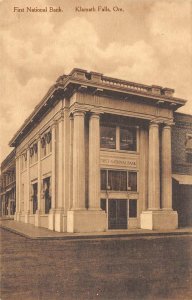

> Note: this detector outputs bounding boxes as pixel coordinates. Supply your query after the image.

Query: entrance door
[108,199,127,229]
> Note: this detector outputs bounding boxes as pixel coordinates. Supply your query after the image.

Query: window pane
[129,200,137,217]
[101,170,107,190]
[128,172,137,191]
[100,125,116,149]
[108,170,127,191]
[100,199,106,212]
[120,127,136,151]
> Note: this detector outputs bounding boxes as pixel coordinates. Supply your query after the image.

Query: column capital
[89,109,103,118]
[72,109,86,118]
[90,112,100,119]
[149,120,160,127]
[50,119,57,129]
[163,121,175,128]
[57,112,64,122]
[70,104,89,117]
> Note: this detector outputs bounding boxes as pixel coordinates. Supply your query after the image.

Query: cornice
[9,68,188,148]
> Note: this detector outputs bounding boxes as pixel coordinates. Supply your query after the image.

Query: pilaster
[24,148,30,223]
[35,137,41,227]
[55,113,64,232]
[88,112,101,209]
[48,120,57,230]
[72,109,86,209]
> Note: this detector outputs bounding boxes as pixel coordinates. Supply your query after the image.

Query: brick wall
[172,112,192,175]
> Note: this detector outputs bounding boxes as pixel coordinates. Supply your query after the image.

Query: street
[0,228,192,300]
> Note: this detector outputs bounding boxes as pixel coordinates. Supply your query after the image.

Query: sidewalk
[0,219,192,240]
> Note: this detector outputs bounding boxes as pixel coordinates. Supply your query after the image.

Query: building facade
[0,149,16,218]
[9,68,190,232]
[172,113,192,227]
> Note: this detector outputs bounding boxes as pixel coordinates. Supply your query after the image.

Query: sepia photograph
[0,0,192,299]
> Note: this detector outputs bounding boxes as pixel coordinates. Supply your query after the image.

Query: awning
[172,174,192,185]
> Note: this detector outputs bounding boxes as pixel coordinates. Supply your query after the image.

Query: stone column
[62,107,70,231]
[67,109,106,233]
[148,121,160,210]
[54,113,64,232]
[35,137,41,227]
[15,155,20,221]
[57,114,64,209]
[25,148,30,223]
[51,122,57,210]
[69,115,74,210]
[89,112,100,209]
[140,120,178,230]
[48,121,57,230]
[161,124,172,210]
[72,110,86,209]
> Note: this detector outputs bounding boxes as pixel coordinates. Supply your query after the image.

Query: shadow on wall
[172,178,192,227]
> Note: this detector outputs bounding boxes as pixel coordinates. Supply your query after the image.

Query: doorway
[108,199,127,229]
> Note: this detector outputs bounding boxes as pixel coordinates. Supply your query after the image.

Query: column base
[54,209,65,232]
[67,209,107,233]
[15,212,21,221]
[140,210,178,230]
[24,211,30,223]
[35,210,41,227]
[48,209,55,231]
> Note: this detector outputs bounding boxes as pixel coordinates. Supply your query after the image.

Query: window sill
[41,152,52,161]
[100,148,139,155]
[30,161,38,168]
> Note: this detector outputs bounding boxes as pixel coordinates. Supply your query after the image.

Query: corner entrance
[108,199,127,229]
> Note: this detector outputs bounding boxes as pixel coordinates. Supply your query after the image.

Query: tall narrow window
[129,199,137,217]
[128,172,137,191]
[120,127,137,151]
[43,177,51,214]
[31,183,38,214]
[100,125,116,149]
[101,170,107,190]
[100,199,106,212]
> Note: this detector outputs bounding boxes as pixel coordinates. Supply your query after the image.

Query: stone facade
[0,150,16,218]
[8,68,190,232]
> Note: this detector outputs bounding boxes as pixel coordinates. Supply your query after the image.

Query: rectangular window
[129,199,137,218]
[41,131,52,158]
[186,153,192,163]
[128,172,137,191]
[43,177,51,214]
[31,183,38,214]
[108,170,127,191]
[120,127,137,151]
[186,134,192,163]
[101,170,138,192]
[100,199,106,212]
[101,170,107,190]
[29,143,38,165]
[100,125,116,149]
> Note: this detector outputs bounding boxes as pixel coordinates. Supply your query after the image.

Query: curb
[1,224,192,241]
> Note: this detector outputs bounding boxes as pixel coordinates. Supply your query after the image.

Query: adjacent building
[172,113,192,227]
[8,68,191,232]
[0,149,16,218]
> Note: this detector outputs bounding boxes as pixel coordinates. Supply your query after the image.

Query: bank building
[8,68,192,232]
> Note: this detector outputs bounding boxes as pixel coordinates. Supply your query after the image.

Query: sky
[0,0,192,163]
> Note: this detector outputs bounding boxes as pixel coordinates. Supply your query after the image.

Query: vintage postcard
[0,0,192,299]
